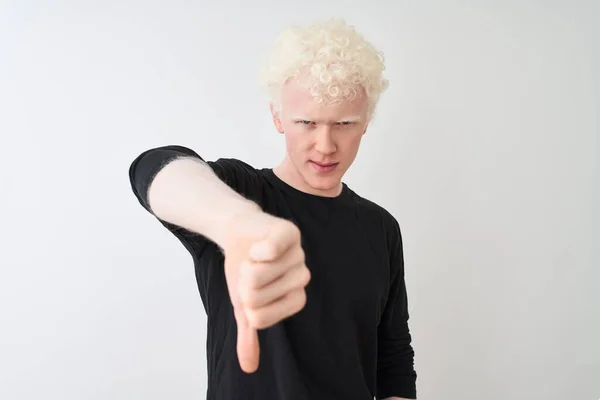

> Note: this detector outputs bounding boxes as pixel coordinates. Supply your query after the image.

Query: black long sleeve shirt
[128,145,417,400]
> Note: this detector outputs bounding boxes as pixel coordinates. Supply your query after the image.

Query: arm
[376,219,417,399]
[129,146,309,373]
[129,145,260,248]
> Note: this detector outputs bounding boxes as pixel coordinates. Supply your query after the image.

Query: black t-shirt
[129,145,417,400]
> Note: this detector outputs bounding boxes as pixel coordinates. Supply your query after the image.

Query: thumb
[234,306,259,373]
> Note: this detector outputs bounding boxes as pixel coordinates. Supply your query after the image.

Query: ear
[270,103,284,134]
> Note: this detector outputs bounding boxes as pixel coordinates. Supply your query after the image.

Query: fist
[221,209,311,373]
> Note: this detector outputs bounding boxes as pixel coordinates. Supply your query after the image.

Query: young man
[129,18,417,400]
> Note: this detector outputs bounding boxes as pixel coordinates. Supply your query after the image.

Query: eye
[297,120,313,125]
[337,121,355,126]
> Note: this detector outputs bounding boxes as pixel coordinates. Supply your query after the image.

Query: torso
[200,168,395,400]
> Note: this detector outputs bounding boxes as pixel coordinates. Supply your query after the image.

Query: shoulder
[208,157,257,173]
[348,190,400,229]
[206,157,269,204]
[207,157,265,185]
[347,189,402,244]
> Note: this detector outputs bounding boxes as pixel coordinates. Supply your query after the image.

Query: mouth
[309,161,339,173]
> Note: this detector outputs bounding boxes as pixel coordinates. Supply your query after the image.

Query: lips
[312,162,337,167]
[309,160,339,173]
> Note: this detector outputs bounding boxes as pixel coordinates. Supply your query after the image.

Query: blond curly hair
[260,18,389,120]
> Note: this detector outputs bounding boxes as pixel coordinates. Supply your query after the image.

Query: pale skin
[147,78,412,399]
[271,78,369,198]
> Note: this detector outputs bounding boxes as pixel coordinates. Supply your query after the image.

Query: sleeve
[128,144,265,252]
[128,144,264,213]
[376,219,417,399]
[128,144,203,213]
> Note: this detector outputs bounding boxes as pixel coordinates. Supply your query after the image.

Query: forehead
[280,79,367,120]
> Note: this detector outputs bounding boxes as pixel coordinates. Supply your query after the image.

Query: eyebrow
[289,115,363,123]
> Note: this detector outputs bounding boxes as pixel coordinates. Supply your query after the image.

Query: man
[129,18,417,400]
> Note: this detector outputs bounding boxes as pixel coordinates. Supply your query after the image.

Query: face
[271,79,370,197]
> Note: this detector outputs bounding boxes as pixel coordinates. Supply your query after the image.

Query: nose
[314,126,336,155]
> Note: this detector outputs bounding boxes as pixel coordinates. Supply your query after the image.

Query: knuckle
[291,224,301,239]
[283,220,301,240]
[293,290,307,312]
[300,267,311,286]
[282,218,297,230]
[297,248,306,264]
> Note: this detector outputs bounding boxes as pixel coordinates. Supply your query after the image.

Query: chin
[304,173,341,192]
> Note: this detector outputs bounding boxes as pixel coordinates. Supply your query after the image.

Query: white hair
[260,18,389,119]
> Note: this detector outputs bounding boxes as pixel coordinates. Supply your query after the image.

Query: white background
[1,1,598,399]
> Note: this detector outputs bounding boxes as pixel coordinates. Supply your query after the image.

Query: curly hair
[260,18,389,119]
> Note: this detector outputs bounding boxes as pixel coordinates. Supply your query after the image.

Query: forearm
[147,156,259,247]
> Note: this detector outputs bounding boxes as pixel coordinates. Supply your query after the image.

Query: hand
[221,209,311,373]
